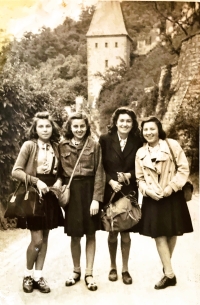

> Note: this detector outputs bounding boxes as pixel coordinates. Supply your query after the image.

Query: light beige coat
[135,139,189,196]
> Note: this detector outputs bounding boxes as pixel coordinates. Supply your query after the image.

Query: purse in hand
[101,191,142,232]
[58,138,89,209]
[166,139,193,202]
[4,175,44,218]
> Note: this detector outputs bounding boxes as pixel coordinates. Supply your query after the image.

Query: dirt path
[0,194,199,305]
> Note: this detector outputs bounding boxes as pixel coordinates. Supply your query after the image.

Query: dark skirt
[101,182,139,232]
[64,176,101,237]
[138,190,193,238]
[17,174,64,231]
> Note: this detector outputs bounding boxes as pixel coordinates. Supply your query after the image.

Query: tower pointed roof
[86,1,129,37]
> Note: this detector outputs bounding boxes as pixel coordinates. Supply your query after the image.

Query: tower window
[95,43,98,48]
[105,60,108,68]
[105,42,108,48]
[115,42,118,47]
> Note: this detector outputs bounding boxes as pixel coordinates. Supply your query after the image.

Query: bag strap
[165,139,178,172]
[67,137,89,187]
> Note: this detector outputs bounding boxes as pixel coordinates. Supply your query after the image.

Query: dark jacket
[99,132,142,204]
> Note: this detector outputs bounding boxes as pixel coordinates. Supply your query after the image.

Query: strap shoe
[33,277,51,293]
[23,276,34,293]
[154,275,177,290]
[108,269,118,281]
[122,271,132,285]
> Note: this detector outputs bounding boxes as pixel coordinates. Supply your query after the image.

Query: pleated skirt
[64,176,101,237]
[17,174,64,231]
[138,190,193,238]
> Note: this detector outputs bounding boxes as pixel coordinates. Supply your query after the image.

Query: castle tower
[86,1,132,105]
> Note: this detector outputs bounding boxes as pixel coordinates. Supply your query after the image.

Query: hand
[53,179,62,189]
[36,180,49,195]
[90,200,99,216]
[117,172,131,184]
[145,188,163,201]
[163,185,173,197]
[109,179,122,193]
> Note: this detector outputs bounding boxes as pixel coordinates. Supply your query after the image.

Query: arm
[167,140,190,192]
[92,142,106,203]
[12,142,38,185]
[135,153,148,196]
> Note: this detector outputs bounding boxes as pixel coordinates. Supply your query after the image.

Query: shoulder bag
[57,138,89,208]
[101,191,141,232]
[4,174,44,218]
[166,139,193,202]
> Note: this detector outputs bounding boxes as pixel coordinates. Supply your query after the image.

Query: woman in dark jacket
[99,107,142,285]
[12,112,64,294]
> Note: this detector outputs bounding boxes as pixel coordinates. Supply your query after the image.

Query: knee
[155,236,166,247]
[108,232,118,243]
[120,232,131,243]
[71,237,81,244]
[32,238,43,251]
[86,234,95,242]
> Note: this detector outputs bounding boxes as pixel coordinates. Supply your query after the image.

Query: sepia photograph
[0,0,199,304]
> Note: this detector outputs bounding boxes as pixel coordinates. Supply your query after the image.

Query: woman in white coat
[135,117,193,290]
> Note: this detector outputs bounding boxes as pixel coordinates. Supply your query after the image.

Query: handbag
[58,138,89,208]
[4,175,44,218]
[101,191,142,232]
[166,139,193,201]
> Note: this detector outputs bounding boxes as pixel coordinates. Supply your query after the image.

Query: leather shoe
[33,277,51,293]
[23,276,34,293]
[108,269,118,281]
[154,276,177,290]
[122,271,132,285]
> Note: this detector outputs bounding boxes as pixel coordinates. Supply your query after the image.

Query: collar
[117,132,128,143]
[139,139,171,160]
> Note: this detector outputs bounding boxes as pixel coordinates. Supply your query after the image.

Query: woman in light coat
[135,116,193,290]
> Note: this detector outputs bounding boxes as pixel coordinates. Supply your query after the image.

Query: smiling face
[142,121,159,146]
[71,119,87,141]
[116,113,133,138]
[36,119,53,142]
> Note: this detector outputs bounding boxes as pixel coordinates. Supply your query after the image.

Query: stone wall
[162,33,200,131]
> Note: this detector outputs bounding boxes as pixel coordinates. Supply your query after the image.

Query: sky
[0,0,99,40]
[0,0,195,41]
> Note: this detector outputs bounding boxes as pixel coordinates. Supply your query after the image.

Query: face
[71,119,87,141]
[36,119,53,142]
[143,121,159,146]
[116,113,133,137]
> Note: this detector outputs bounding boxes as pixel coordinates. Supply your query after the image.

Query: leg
[35,230,50,270]
[155,236,174,277]
[154,236,177,290]
[108,232,118,270]
[65,237,81,286]
[167,236,177,258]
[120,232,131,272]
[120,232,132,284]
[27,230,44,270]
[23,230,44,293]
[84,234,97,291]
[108,232,118,281]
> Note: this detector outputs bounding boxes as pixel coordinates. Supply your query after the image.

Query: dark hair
[140,116,166,142]
[28,111,60,142]
[62,112,91,139]
[108,107,139,135]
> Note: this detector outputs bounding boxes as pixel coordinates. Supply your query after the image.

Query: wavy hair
[28,111,60,142]
[107,107,139,135]
[140,116,166,142]
[62,112,91,139]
